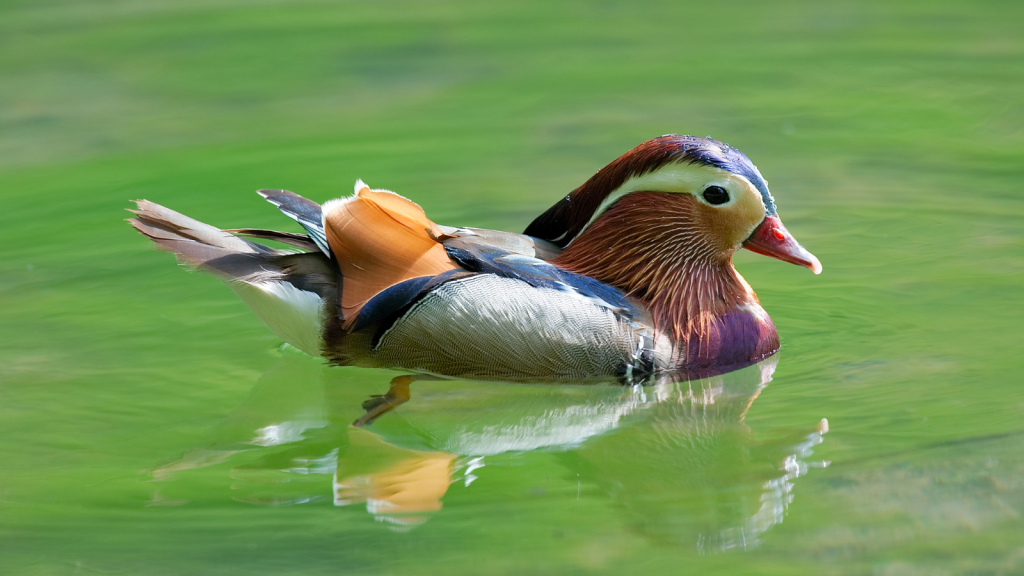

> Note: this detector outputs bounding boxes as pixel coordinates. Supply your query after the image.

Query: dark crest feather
[524,135,775,247]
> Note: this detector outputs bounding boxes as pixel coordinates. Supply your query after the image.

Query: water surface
[1,0,1023,574]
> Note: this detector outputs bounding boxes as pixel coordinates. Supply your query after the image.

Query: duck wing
[441,236,636,317]
[258,189,330,256]
[319,183,461,328]
[348,233,637,338]
[438,226,562,261]
[326,185,637,335]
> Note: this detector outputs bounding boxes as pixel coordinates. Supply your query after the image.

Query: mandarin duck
[130,135,820,392]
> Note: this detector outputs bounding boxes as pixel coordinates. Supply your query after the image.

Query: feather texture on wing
[322,183,459,326]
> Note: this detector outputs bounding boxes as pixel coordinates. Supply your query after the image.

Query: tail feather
[129,200,337,356]
[223,228,320,252]
[128,199,268,272]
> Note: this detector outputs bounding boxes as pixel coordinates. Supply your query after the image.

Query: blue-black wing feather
[352,269,473,341]
[258,190,331,257]
[442,238,636,315]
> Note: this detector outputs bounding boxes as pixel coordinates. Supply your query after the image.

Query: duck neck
[552,192,779,369]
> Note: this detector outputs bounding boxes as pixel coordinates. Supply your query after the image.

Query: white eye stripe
[568,163,755,244]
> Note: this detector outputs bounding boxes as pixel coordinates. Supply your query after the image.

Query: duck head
[526,135,820,367]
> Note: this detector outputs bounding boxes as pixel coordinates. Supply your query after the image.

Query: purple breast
[682,309,779,371]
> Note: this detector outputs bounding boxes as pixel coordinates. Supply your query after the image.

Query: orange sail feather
[323,185,459,326]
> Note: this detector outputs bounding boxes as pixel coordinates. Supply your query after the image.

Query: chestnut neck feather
[553,192,757,346]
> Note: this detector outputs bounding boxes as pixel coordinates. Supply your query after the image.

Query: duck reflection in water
[151,350,827,549]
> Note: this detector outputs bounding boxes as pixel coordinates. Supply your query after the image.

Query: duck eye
[702,185,730,205]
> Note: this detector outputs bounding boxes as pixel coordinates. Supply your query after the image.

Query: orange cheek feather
[555,192,756,344]
[693,192,765,253]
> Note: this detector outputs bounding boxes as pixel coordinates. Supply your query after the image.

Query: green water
[2,0,1023,574]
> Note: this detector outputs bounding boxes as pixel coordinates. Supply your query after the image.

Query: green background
[2,0,1023,574]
